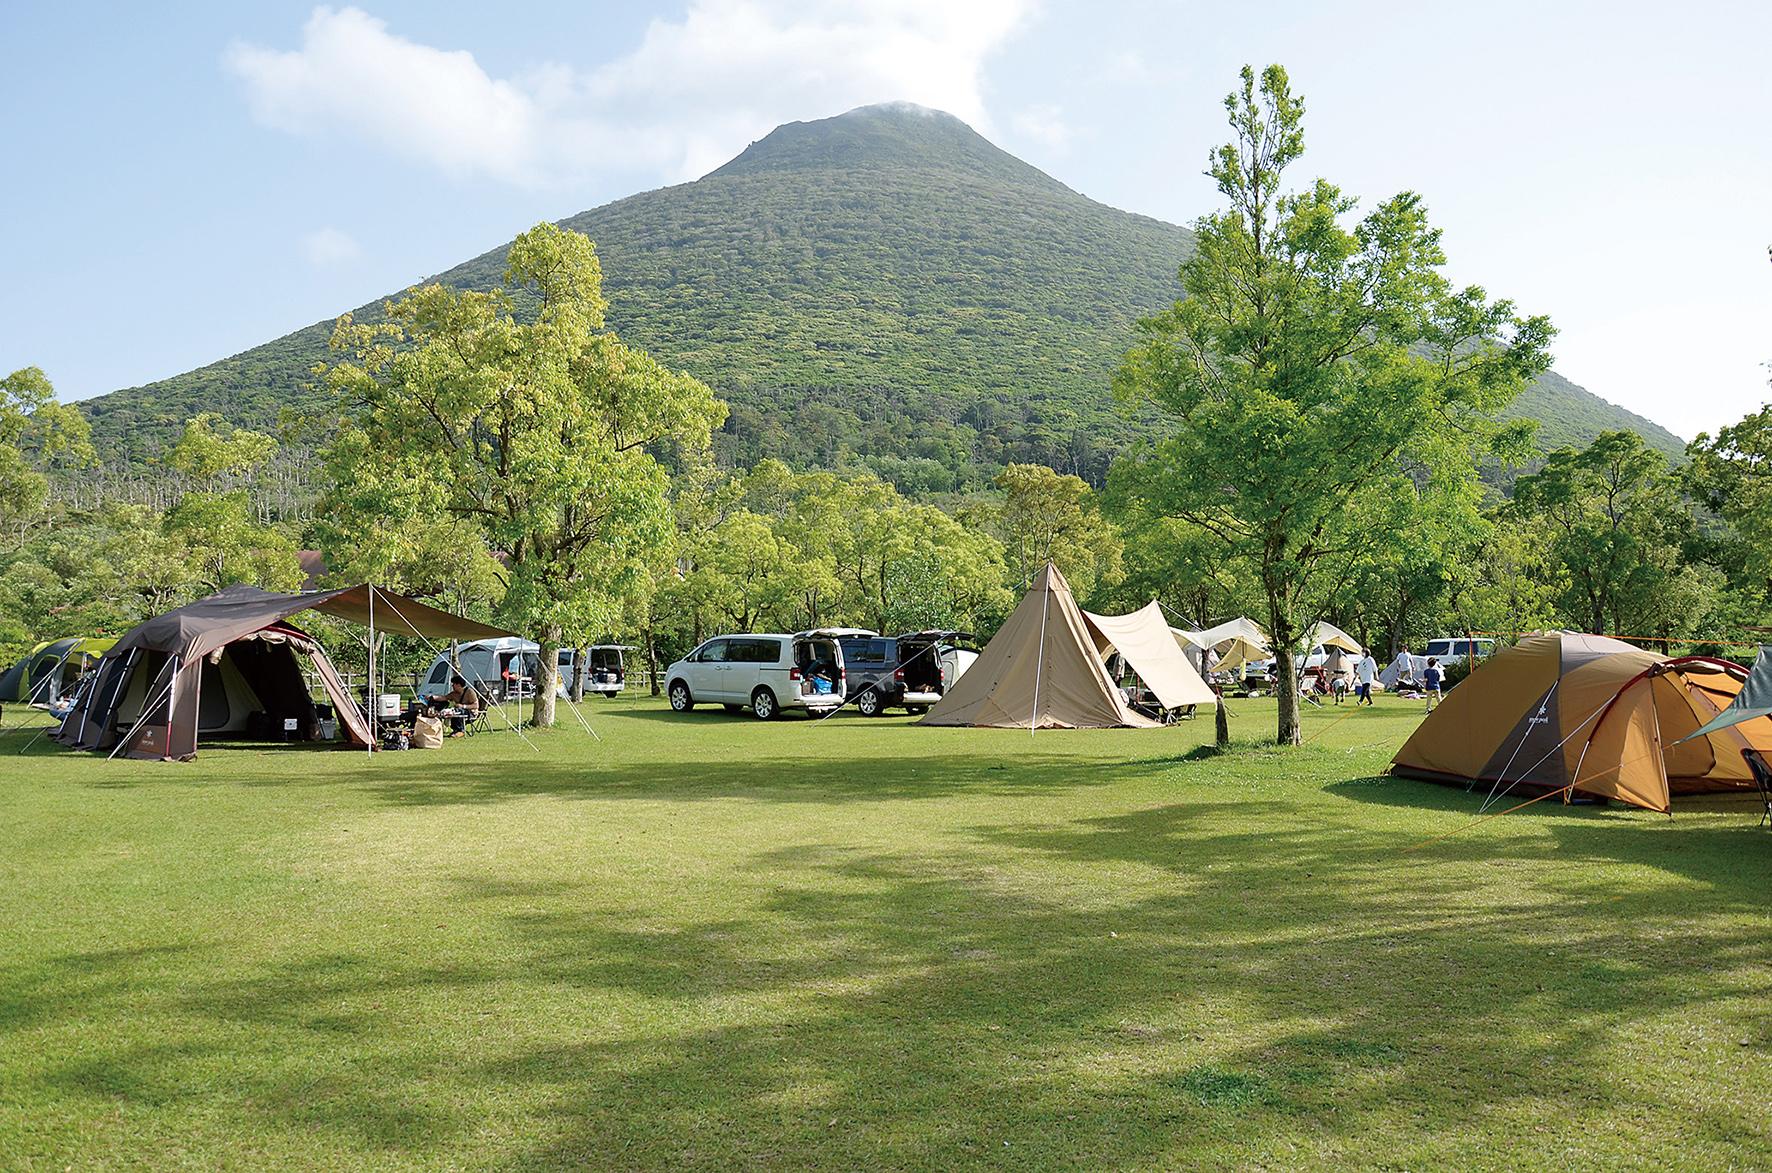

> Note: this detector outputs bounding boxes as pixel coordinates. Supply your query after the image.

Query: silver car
[664,630,857,719]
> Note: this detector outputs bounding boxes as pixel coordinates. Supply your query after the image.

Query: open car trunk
[793,635,846,703]
[898,631,975,706]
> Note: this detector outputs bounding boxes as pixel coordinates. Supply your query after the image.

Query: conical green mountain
[81,103,1682,479]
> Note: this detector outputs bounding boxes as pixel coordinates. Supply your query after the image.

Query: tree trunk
[1271,609,1302,746]
[646,626,660,697]
[1214,685,1230,750]
[569,643,585,703]
[531,623,561,728]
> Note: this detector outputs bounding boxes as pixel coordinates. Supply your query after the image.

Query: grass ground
[1,693,1768,1170]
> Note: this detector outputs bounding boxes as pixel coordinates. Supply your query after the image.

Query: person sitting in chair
[443,675,481,737]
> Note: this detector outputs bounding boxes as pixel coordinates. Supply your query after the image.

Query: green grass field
[2,694,1767,1169]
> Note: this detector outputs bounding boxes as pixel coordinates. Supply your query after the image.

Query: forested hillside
[80,103,1683,485]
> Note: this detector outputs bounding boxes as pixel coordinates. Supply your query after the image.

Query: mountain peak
[706,102,1067,190]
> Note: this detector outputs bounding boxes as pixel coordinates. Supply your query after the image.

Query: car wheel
[668,681,694,712]
[855,688,883,717]
[751,687,778,720]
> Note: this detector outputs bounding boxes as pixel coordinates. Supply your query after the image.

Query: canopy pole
[1030,575,1051,737]
[367,585,376,757]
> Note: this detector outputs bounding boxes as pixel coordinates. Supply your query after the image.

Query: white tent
[1173,616,1270,675]
[1381,651,1427,689]
[1304,621,1362,654]
[1084,602,1217,711]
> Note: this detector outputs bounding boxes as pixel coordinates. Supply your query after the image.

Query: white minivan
[664,631,856,719]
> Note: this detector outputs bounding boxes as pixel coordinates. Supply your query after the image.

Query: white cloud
[1011,103,1071,150]
[226,2,1035,188]
[301,226,361,267]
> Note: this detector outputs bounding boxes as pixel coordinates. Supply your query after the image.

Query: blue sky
[3,1,1767,439]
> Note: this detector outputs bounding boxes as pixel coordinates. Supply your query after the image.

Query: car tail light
[789,667,802,681]
[894,668,904,682]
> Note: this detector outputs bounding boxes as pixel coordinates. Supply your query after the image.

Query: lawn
[2,694,1767,1169]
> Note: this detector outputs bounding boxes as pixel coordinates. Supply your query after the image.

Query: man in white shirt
[1355,650,1378,706]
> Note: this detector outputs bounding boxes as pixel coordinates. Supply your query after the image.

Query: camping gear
[56,583,510,761]
[1391,631,1772,813]
[410,714,445,749]
[1083,602,1217,712]
[377,694,402,719]
[919,564,1160,729]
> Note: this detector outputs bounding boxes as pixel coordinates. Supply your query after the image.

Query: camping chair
[1740,749,1772,829]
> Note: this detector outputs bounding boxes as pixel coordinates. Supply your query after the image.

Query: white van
[416,639,633,702]
[664,630,855,719]
[1423,636,1494,668]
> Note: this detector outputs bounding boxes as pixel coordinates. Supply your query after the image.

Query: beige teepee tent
[919,564,1159,729]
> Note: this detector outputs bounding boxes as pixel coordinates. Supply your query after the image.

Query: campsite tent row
[0,637,117,704]
[58,584,511,761]
[1171,618,1362,676]
[920,564,1215,729]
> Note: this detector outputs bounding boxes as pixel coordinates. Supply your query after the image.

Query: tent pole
[108,655,180,761]
[1030,573,1051,737]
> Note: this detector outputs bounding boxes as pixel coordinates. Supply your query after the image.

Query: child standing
[1423,657,1443,713]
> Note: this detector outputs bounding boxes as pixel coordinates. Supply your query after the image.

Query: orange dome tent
[1391,632,1772,813]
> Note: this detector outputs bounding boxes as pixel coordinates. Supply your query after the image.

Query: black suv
[838,631,975,717]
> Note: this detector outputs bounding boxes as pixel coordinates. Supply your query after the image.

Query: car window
[697,640,729,663]
[748,638,785,664]
[843,639,890,665]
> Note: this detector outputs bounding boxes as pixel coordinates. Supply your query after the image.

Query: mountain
[80,103,1684,485]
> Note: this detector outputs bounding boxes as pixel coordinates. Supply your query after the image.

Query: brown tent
[919,564,1160,729]
[1391,631,1772,812]
[57,584,509,761]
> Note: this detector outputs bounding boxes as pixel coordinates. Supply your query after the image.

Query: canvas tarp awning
[1085,602,1217,710]
[919,564,1158,729]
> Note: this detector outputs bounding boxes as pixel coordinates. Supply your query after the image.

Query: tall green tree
[1111,65,1553,743]
[1686,403,1772,602]
[162,414,301,593]
[994,462,1122,598]
[0,366,94,546]
[1508,430,1707,639]
[320,223,726,727]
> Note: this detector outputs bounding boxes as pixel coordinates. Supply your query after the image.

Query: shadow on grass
[8,714,1771,1165]
[12,794,1768,1167]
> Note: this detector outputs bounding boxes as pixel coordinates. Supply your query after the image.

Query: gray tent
[57,584,510,761]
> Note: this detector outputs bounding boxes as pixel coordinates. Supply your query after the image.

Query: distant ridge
[79,103,1685,476]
